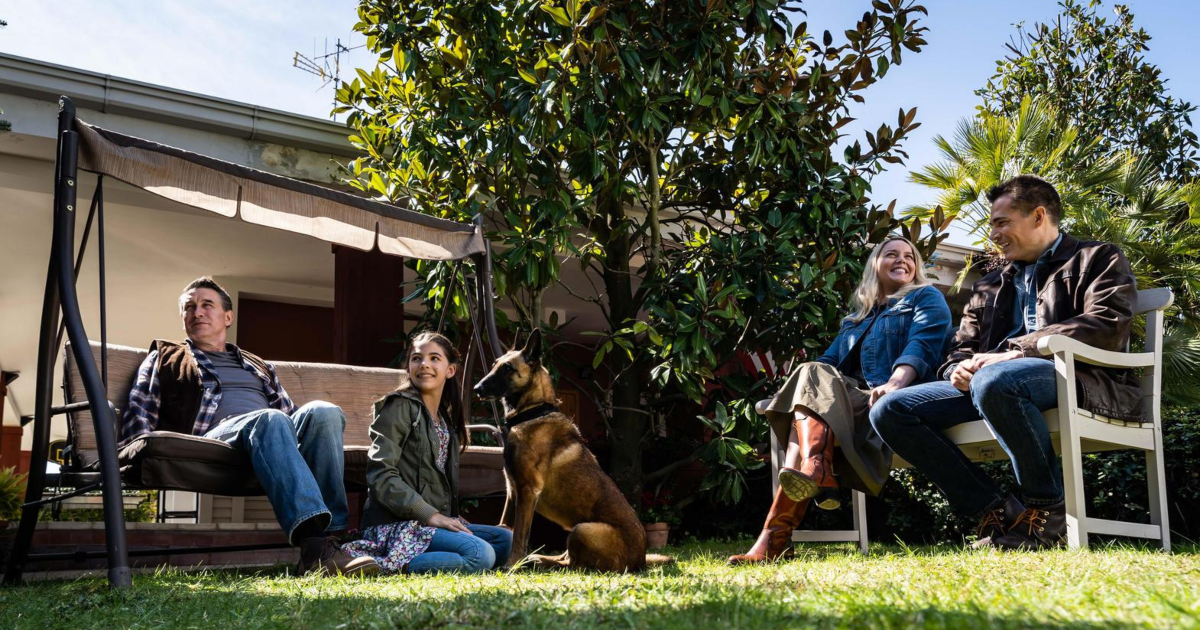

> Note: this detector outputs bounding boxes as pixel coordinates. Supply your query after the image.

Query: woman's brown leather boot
[727,487,809,565]
[778,415,838,508]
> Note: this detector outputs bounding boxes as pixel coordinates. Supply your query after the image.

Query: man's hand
[428,512,471,533]
[950,350,1024,391]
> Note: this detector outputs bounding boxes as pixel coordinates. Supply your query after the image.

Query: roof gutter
[0,52,357,157]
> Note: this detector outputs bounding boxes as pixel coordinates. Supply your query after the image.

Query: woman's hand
[427,512,471,533]
[869,365,918,407]
[869,381,902,407]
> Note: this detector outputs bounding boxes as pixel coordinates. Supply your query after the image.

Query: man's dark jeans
[869,358,1063,516]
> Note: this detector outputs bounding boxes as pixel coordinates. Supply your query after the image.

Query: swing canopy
[75,121,486,260]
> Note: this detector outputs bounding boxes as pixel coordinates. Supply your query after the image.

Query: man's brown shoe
[992,501,1067,551]
[297,536,380,576]
[969,495,1025,550]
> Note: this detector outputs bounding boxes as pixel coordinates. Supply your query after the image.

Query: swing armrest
[467,423,505,447]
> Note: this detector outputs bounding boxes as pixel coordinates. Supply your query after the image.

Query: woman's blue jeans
[408,525,513,574]
[869,358,1063,516]
[203,401,349,544]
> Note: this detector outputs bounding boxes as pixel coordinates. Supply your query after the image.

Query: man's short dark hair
[180,276,233,312]
[986,174,1063,225]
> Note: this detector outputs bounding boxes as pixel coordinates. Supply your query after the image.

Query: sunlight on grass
[4,542,1199,629]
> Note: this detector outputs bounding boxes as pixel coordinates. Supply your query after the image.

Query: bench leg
[1147,431,1171,551]
[852,490,868,555]
[1059,410,1089,549]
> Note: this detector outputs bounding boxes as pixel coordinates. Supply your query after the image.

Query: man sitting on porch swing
[121,276,379,576]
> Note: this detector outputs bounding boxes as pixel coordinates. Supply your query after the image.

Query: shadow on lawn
[8,568,1175,630]
[720,539,1200,559]
[403,591,1163,630]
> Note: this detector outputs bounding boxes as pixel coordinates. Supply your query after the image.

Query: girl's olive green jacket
[359,388,460,529]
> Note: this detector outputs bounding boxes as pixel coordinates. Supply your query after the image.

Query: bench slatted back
[1134,288,1173,427]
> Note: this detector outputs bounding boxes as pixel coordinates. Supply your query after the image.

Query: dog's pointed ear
[522,328,543,365]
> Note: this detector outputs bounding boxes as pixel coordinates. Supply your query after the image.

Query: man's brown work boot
[993,501,1067,551]
[969,495,1025,550]
[297,536,380,576]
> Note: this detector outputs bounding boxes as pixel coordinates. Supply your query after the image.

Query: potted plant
[639,489,681,549]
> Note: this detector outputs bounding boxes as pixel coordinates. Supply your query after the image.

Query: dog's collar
[506,402,560,427]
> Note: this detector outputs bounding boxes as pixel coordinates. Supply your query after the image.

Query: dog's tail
[644,553,675,567]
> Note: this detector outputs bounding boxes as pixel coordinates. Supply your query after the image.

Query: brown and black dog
[473,329,669,572]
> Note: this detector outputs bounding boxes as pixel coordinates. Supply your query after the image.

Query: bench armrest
[1036,334,1155,369]
[466,423,505,447]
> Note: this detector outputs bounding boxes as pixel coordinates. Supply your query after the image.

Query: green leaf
[541,4,572,27]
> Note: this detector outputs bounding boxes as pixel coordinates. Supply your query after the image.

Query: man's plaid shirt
[121,340,295,444]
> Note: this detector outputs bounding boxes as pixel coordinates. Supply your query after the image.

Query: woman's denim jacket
[816,285,952,388]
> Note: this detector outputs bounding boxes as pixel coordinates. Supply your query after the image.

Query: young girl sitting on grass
[342,331,512,574]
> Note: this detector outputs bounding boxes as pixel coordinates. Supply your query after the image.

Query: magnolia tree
[336,0,942,501]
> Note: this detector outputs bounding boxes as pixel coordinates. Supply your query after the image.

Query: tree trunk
[602,228,647,502]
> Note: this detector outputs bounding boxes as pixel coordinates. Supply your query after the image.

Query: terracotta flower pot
[643,522,670,549]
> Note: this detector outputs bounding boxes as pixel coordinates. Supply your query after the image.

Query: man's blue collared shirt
[1006,233,1063,341]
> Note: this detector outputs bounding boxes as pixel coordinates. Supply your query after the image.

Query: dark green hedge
[684,405,1200,545]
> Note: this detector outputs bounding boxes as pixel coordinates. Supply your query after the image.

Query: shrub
[0,466,27,521]
[694,405,1200,545]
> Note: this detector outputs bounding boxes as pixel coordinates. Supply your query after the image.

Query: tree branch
[644,451,700,484]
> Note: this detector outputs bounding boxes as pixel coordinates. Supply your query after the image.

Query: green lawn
[4,541,1199,629]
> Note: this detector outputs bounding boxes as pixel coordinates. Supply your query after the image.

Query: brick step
[3,522,296,577]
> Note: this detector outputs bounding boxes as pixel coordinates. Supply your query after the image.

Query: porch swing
[3,96,507,588]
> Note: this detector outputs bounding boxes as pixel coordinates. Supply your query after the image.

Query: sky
[2,1,1197,246]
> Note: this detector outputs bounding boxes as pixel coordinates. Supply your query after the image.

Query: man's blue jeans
[203,401,349,544]
[407,524,513,574]
[869,358,1063,516]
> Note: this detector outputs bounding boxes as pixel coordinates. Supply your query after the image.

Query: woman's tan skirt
[762,362,893,496]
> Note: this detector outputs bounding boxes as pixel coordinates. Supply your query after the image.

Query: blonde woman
[729,236,951,564]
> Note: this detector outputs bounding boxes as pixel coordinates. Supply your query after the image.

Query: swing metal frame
[3,96,506,588]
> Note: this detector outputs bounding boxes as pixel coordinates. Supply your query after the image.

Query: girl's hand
[428,513,471,533]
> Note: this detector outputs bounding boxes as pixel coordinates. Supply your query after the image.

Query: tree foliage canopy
[977,0,1198,181]
[337,0,939,499]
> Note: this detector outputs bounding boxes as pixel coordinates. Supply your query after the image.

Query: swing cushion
[63,341,505,498]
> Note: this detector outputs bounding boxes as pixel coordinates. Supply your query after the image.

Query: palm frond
[1161,323,1200,405]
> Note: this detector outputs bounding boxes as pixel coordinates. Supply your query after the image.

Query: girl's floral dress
[341,416,465,573]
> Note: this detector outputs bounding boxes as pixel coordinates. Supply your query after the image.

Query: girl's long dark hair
[398,331,467,450]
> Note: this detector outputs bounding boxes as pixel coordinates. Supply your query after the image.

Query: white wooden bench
[759,287,1174,552]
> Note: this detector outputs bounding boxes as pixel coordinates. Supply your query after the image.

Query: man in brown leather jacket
[870,175,1138,550]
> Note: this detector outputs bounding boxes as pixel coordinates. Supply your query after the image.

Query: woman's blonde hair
[845,236,933,323]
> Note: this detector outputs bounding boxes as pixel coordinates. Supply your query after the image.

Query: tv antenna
[293,38,365,90]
